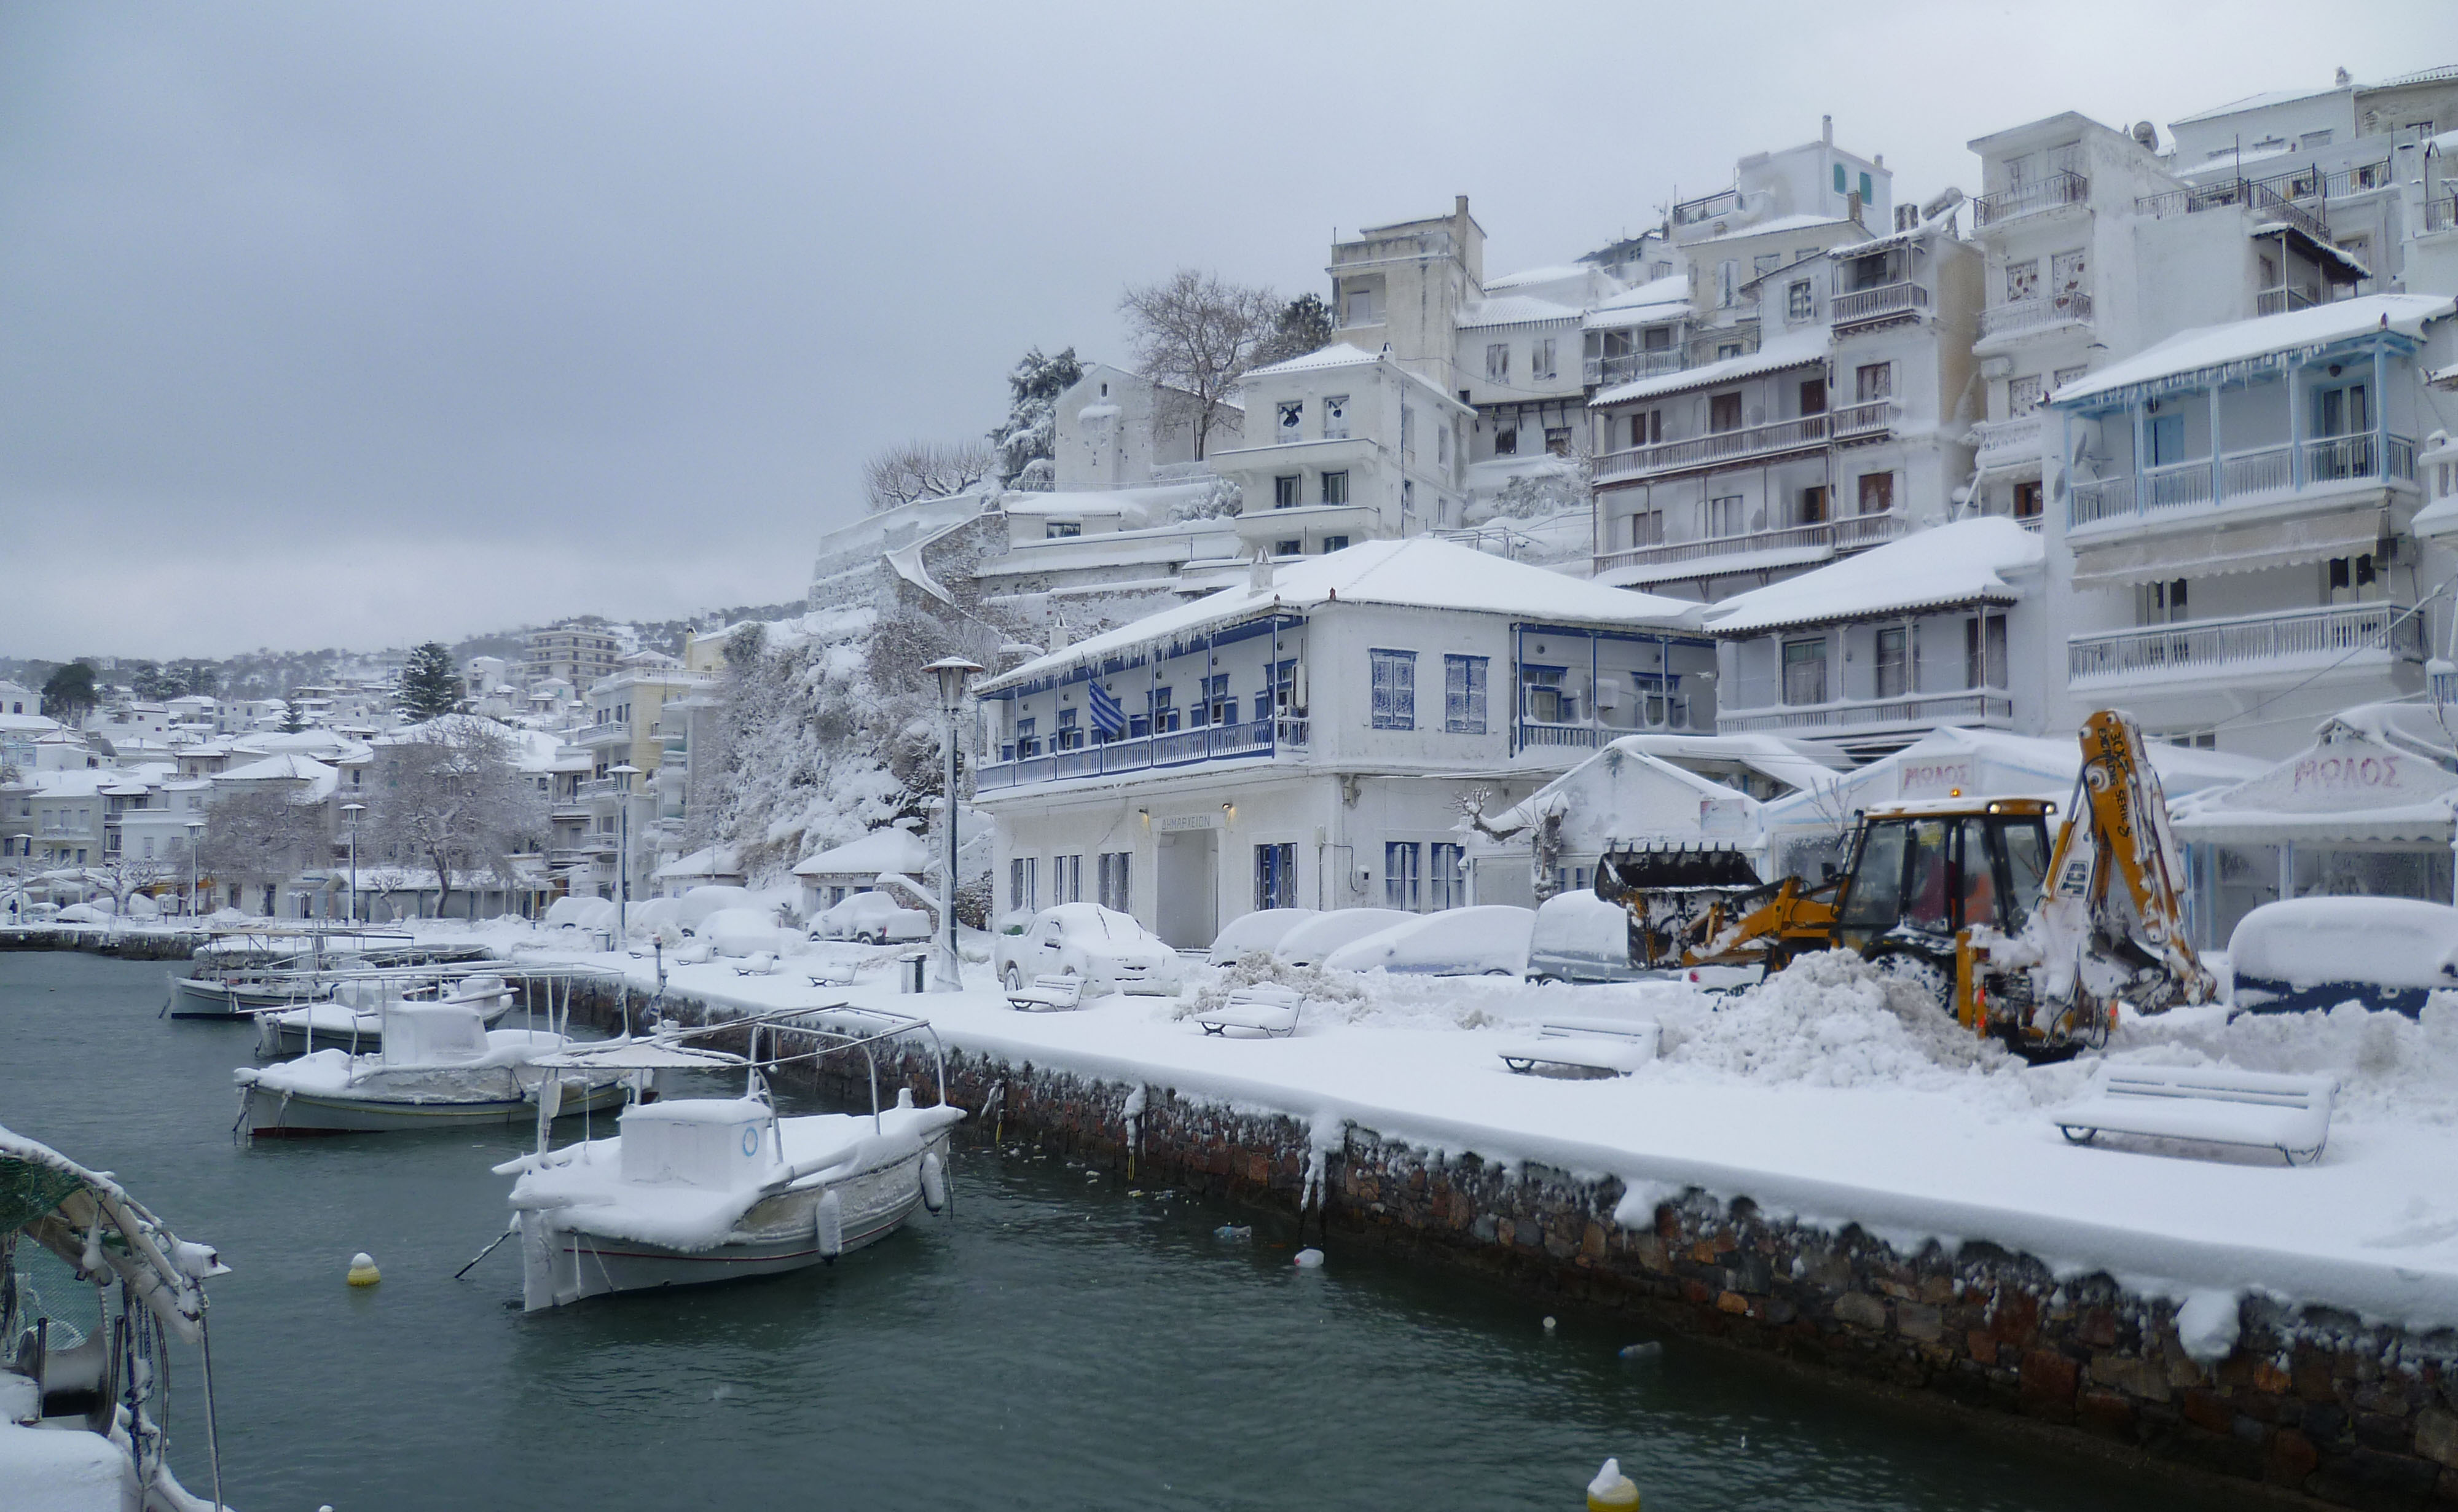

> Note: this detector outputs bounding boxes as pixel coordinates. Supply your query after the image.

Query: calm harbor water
[1,951,2220,1511]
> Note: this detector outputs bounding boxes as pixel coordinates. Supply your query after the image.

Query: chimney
[1848,190,1863,225]
[1455,194,1470,222]
[1822,114,1833,146]
[1249,549,1275,593]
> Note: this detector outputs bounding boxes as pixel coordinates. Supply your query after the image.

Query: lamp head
[924,656,985,709]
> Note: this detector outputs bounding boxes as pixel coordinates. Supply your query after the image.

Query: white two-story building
[969,538,1713,946]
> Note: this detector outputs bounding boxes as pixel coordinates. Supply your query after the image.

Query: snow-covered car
[812,890,931,946]
[1321,906,1534,976]
[1525,891,1641,983]
[698,906,799,958]
[1206,907,1320,967]
[2228,896,2458,1017]
[676,885,756,932]
[996,903,1182,996]
[1271,908,1415,967]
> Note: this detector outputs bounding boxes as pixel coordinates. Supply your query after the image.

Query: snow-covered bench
[1005,974,1084,1013]
[2051,1065,2338,1165]
[802,962,855,987]
[731,953,782,977]
[1192,985,1304,1038]
[1496,1017,1662,1078]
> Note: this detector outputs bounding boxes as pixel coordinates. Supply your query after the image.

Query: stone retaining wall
[584,982,2458,1509]
[0,926,207,960]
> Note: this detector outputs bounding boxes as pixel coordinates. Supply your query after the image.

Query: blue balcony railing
[976,718,1300,792]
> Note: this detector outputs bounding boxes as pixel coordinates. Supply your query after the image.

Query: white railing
[1593,512,1905,576]
[2068,603,2413,684]
[1721,691,2013,734]
[2071,435,2417,530]
[975,719,1284,792]
[1829,398,1898,438]
[1586,350,1686,387]
[2142,458,2214,510]
[1979,291,2093,337]
[1974,171,2089,225]
[1973,415,2043,461]
[2256,286,2322,316]
[1593,413,1829,481]
[1831,281,1927,326]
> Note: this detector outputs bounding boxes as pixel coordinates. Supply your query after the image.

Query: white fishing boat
[232,1000,633,1137]
[252,974,517,1057]
[493,1008,963,1311]
[2,1124,240,1511]
[168,928,490,1019]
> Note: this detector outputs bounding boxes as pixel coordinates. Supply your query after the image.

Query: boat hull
[242,1076,630,1136]
[519,1140,941,1310]
[171,976,329,1019]
[257,995,516,1057]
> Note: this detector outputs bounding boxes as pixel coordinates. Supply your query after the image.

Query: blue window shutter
[1396,654,1415,728]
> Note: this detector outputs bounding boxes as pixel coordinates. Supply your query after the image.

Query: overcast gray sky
[2,1,2447,660]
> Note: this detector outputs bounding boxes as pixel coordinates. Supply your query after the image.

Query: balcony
[1720,690,2013,735]
[2069,435,2416,530]
[2255,286,2324,316]
[1671,187,1740,229]
[2134,177,2328,246]
[975,718,1306,793]
[573,776,638,800]
[1593,511,1907,578]
[2428,198,2458,234]
[2068,603,2416,686]
[1979,291,2092,340]
[1972,415,2044,468]
[578,721,631,748]
[1973,171,2088,227]
[1586,328,1762,391]
[1593,413,1829,483]
[1829,398,1899,440]
[1831,281,1928,329]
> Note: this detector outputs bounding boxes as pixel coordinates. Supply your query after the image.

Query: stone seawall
[0,926,207,960]
[584,982,2458,1510]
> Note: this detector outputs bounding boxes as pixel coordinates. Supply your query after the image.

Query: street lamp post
[922,657,983,993]
[609,763,640,944]
[340,802,366,926]
[186,818,205,920]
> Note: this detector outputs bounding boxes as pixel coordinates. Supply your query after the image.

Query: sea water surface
[1,952,2226,1511]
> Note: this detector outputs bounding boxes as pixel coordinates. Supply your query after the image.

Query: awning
[2071,507,2385,589]
[2169,731,2458,845]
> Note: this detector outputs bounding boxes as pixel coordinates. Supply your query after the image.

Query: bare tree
[863,439,997,513]
[367,716,548,920]
[1118,270,1281,460]
[198,787,329,913]
[92,852,171,926]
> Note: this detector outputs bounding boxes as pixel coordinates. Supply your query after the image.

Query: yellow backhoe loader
[1592,710,2217,1058]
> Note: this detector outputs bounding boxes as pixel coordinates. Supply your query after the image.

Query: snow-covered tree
[92,852,170,926]
[988,347,1083,490]
[399,642,463,721]
[1252,291,1333,369]
[199,787,328,906]
[863,439,997,513]
[1164,477,1243,522]
[1475,453,1593,523]
[1118,270,1280,460]
[367,716,546,919]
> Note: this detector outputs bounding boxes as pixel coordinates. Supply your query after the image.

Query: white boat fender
[919,1151,947,1214]
[815,1189,844,1261]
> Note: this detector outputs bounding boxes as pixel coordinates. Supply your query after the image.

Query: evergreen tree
[39,662,99,723]
[400,641,464,721]
[988,346,1084,490]
[1252,292,1333,369]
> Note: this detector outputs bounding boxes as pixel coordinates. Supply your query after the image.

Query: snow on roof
[0,713,59,734]
[1243,342,1384,378]
[1589,329,1829,409]
[884,539,956,606]
[218,753,337,783]
[1698,213,1856,241]
[792,827,933,876]
[1703,518,2041,636]
[1759,725,2263,834]
[2370,62,2458,89]
[2170,82,2346,127]
[998,480,1222,519]
[1456,294,1582,330]
[2053,293,2452,407]
[1582,275,1692,330]
[653,845,743,880]
[1483,264,1593,291]
[978,538,1703,694]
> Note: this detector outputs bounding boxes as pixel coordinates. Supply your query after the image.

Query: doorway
[1155,830,1217,949]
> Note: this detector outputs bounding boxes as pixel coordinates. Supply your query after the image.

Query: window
[1321,536,1349,552]
[1255,844,1297,911]
[1642,325,1673,352]
[2138,579,2188,625]
[2052,363,2089,391]
[1054,707,1082,750]
[1322,395,1349,439]
[1402,480,1415,522]
[1531,339,1557,381]
[1320,471,1349,505]
[1097,852,1132,913]
[1799,377,1826,415]
[1276,401,1303,441]
[1701,495,1747,537]
[1630,509,1665,546]
[1783,638,1828,705]
[1045,521,1081,539]
[2299,130,2334,151]
[1345,286,1375,324]
[1799,485,1828,524]
[1493,428,1518,456]
[1486,343,1510,382]
[1150,687,1179,733]
[1370,649,1416,729]
[1010,856,1038,913]
[1630,410,1662,448]
[2326,554,2382,605]
[1754,253,1781,281]
[1875,626,1911,699]
[1857,472,1894,515]
[1204,673,1235,726]
[2006,259,2041,303]
[1834,162,1848,193]
[1965,613,2008,688]
[1859,171,1873,203]
[1718,260,1739,308]
[2147,413,2185,467]
[1274,474,1301,508]
[1544,427,1572,456]
[1383,842,1423,911]
[1429,842,1465,911]
[1708,392,1743,432]
[142,836,155,859]
[1051,854,1082,904]
[1274,539,1301,557]
[2012,480,2043,520]
[2051,249,2087,305]
[1013,716,1039,758]
[1444,655,1489,734]
[2008,375,2043,417]
[1400,405,1415,458]
[1855,363,1892,402]
[1437,425,1450,466]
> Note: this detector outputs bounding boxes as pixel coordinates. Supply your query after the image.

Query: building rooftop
[1703,517,2042,635]
[2051,293,2453,407]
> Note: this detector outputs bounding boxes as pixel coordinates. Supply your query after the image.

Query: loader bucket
[1594,845,1763,900]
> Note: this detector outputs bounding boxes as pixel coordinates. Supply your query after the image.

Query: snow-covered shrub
[1164,477,1242,522]
[1176,950,1370,1021]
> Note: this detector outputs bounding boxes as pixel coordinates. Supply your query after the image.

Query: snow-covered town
[9,12,2458,1512]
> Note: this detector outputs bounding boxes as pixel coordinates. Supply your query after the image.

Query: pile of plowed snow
[1658,950,2017,1088]
[2108,995,2458,1124]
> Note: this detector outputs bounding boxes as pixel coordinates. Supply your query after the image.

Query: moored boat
[234,1001,634,1137]
[252,974,517,1057]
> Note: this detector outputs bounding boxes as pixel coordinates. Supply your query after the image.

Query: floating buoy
[815,1190,844,1261]
[1586,1457,1640,1510]
[1543,1315,1558,1332]
[1293,1247,1325,1269]
[1617,1342,1663,1361]
[919,1152,947,1214]
[346,1252,380,1287]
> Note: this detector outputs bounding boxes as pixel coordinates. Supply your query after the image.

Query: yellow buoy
[1586,1458,1639,1511]
[347,1251,380,1287]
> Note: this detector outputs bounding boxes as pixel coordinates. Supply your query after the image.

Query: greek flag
[1086,678,1125,738]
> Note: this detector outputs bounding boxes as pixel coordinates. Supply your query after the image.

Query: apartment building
[524,621,622,689]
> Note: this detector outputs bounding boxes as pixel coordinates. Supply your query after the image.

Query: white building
[970,538,1713,946]
[1048,362,1241,492]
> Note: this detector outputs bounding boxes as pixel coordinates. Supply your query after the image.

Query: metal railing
[1979,291,2093,337]
[1671,188,1740,227]
[1518,708,1697,750]
[976,718,1287,792]
[1829,398,1899,439]
[1973,415,2043,460]
[2255,286,2322,316]
[1592,512,1906,575]
[1585,349,1685,387]
[2134,176,2328,244]
[2429,198,2458,233]
[1593,412,1829,481]
[1973,171,2088,226]
[2244,159,2393,205]
[2069,436,2415,529]
[1831,281,1928,326]
[1721,691,2013,734]
[2142,458,2214,510]
[2068,603,2413,684]
[573,777,630,799]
